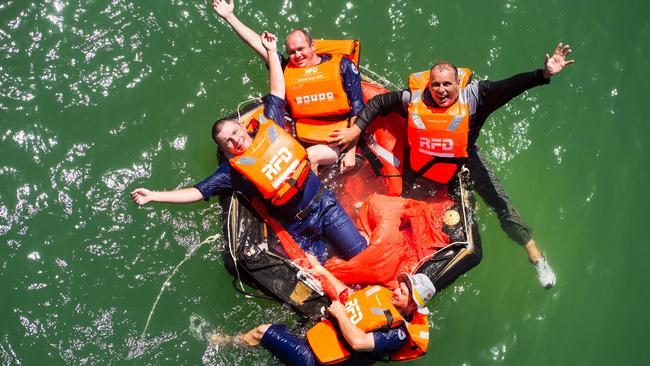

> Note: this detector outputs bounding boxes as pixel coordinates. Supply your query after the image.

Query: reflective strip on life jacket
[368,140,401,170]
[390,310,429,361]
[229,111,310,206]
[407,67,472,184]
[361,81,406,196]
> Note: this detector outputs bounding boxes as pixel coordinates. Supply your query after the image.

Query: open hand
[212,0,234,19]
[543,42,575,78]
[130,188,154,206]
[260,31,277,51]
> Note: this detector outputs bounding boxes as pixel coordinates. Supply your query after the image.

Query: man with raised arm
[212,0,364,173]
[330,43,575,288]
[130,32,367,263]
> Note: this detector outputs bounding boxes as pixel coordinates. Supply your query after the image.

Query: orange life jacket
[284,40,360,144]
[306,286,428,364]
[229,109,311,206]
[389,310,429,361]
[362,81,406,196]
[407,67,473,184]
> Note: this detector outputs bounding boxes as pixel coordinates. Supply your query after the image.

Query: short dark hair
[211,117,238,146]
[430,61,458,79]
[285,28,314,48]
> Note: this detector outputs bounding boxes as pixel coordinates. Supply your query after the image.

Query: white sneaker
[534,256,556,289]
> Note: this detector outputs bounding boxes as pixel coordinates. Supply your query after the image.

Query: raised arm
[212,0,269,62]
[261,31,284,98]
[130,187,203,206]
[543,42,574,79]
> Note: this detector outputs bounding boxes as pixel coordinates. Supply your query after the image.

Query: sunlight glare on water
[1,0,649,365]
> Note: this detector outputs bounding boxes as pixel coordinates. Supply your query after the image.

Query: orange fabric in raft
[325,189,454,290]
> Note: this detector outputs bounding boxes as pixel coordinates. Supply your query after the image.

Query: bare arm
[261,32,284,98]
[212,0,269,62]
[130,187,203,206]
[328,301,375,351]
[306,254,350,296]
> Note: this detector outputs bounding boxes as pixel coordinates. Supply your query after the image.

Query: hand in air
[260,31,277,51]
[212,0,234,19]
[130,188,153,206]
[543,42,575,78]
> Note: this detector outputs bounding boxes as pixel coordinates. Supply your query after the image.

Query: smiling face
[428,65,460,108]
[215,120,252,156]
[285,30,318,68]
[391,280,417,316]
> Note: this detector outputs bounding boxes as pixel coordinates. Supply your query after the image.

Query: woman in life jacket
[207,254,436,365]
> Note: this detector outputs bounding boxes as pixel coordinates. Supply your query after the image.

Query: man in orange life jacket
[209,255,436,365]
[212,0,364,173]
[331,43,575,288]
[130,32,367,263]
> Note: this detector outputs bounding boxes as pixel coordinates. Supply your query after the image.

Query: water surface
[1,0,648,365]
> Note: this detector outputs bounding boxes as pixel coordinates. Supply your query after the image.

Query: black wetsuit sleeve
[474,69,550,130]
[355,90,409,130]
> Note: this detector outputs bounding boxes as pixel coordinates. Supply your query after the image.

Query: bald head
[284,28,318,67]
[428,62,460,108]
[285,29,313,47]
[430,62,458,80]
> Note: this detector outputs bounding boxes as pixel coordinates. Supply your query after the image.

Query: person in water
[212,0,364,174]
[330,43,575,288]
[209,254,436,365]
[130,32,367,263]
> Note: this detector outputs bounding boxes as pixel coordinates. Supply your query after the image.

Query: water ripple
[0,334,22,365]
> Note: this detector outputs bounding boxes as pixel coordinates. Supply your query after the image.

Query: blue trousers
[284,188,367,263]
[261,324,315,366]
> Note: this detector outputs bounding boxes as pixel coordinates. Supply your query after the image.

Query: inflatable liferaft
[218,41,482,318]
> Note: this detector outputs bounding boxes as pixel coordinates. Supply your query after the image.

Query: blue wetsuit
[261,323,408,366]
[194,94,367,262]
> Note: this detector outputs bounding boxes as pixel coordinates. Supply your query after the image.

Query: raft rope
[360,65,401,91]
[226,194,254,298]
[236,97,262,123]
[140,232,220,339]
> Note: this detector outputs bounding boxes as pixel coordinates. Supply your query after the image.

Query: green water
[1,0,648,365]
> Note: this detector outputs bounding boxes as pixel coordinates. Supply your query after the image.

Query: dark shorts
[285,188,367,263]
